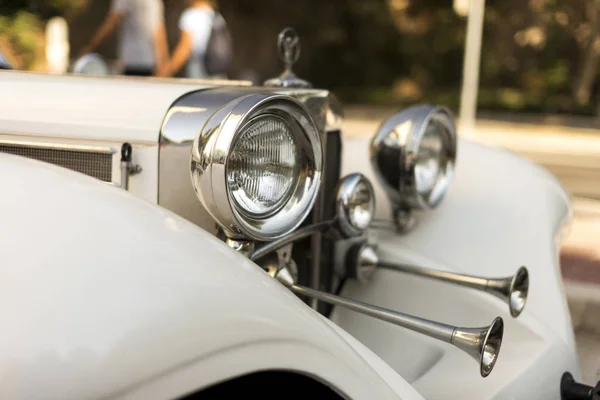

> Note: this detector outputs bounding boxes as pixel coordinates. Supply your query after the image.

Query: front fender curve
[0,153,422,400]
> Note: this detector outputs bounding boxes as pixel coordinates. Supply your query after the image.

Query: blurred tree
[4,0,600,116]
[0,11,43,69]
[0,0,89,69]
[550,0,600,105]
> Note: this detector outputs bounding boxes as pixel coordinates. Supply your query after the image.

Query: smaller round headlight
[335,173,375,237]
[370,105,456,211]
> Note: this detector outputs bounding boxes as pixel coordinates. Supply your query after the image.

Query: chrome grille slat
[0,144,113,182]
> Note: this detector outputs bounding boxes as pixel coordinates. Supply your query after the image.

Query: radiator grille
[0,144,113,182]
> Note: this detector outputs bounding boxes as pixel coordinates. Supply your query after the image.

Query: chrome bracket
[369,208,416,234]
[225,238,256,257]
[120,142,142,191]
[259,244,298,284]
[393,207,417,233]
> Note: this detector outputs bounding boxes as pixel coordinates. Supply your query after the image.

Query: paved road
[472,120,600,201]
[545,164,600,200]
[570,296,600,383]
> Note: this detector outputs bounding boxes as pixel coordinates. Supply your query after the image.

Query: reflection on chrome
[335,173,376,238]
[378,262,529,318]
[190,93,323,241]
[370,105,457,212]
[272,264,504,377]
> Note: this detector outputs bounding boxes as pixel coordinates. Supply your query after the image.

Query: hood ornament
[264,27,312,88]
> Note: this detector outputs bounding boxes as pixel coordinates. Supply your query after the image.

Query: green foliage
[41,0,89,18]
[0,11,42,69]
[0,0,89,69]
[1,0,89,18]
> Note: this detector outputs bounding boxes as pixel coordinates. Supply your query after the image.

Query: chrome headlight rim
[191,93,323,241]
[370,104,457,210]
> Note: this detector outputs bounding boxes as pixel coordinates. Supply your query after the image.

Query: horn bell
[486,266,529,318]
[451,317,504,377]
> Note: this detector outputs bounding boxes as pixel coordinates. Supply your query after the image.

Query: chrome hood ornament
[264,27,312,88]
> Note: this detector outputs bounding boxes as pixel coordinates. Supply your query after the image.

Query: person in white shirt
[80,0,168,76]
[156,0,216,78]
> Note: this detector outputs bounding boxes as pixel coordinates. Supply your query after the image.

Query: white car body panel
[0,72,248,203]
[333,137,579,399]
[0,153,424,400]
[0,71,580,399]
[0,71,204,203]
[0,71,210,143]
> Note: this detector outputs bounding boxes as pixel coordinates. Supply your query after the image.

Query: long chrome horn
[273,266,504,377]
[378,262,529,318]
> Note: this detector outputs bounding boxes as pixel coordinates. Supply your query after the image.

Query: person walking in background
[156,0,232,79]
[79,0,168,76]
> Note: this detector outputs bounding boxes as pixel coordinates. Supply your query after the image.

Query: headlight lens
[191,94,322,241]
[227,115,299,217]
[336,173,376,237]
[415,120,445,195]
[370,105,457,210]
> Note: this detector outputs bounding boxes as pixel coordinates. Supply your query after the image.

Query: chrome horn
[272,266,504,377]
[378,261,529,318]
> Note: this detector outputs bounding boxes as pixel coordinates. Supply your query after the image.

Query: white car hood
[0,71,242,144]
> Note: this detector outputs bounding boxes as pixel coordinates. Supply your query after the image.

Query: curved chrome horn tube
[378,262,529,318]
[273,267,504,377]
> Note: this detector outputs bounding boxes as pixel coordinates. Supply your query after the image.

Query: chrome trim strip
[0,139,117,154]
[310,159,326,309]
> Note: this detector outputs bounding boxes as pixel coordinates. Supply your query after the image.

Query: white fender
[0,153,424,400]
[335,138,579,399]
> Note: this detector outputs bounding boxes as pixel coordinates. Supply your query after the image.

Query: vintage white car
[0,30,597,400]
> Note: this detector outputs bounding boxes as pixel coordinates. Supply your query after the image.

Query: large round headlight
[370,105,456,210]
[191,93,322,241]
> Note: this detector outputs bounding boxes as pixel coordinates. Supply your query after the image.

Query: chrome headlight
[370,105,457,210]
[335,173,375,237]
[191,93,322,241]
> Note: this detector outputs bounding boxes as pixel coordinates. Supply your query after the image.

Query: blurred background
[5,0,600,115]
[1,0,599,382]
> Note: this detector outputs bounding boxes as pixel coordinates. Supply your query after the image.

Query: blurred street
[344,107,600,383]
